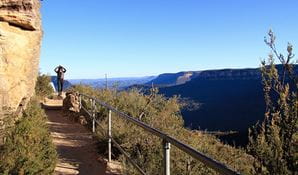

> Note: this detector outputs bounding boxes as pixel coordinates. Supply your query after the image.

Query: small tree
[35,73,54,97]
[248,30,298,175]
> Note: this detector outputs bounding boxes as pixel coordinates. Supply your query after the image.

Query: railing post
[186,158,191,175]
[163,139,171,175]
[92,99,96,133]
[108,109,112,162]
[79,94,82,110]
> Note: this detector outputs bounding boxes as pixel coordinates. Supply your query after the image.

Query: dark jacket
[54,66,66,79]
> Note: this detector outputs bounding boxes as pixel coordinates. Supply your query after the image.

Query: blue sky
[40,0,298,79]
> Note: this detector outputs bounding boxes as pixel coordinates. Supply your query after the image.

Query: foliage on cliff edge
[0,98,57,175]
[247,30,298,175]
[72,85,254,174]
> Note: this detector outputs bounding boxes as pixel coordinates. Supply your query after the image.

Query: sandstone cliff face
[0,0,42,115]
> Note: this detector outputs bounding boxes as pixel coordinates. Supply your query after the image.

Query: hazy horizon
[66,64,267,80]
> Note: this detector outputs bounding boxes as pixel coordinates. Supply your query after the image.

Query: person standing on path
[54,65,67,95]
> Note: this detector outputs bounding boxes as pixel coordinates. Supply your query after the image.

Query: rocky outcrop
[63,92,80,113]
[0,0,42,115]
[63,92,88,125]
[0,0,42,143]
[0,0,41,30]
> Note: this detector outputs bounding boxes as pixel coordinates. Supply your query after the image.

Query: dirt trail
[45,108,109,175]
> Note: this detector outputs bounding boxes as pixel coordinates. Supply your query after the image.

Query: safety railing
[78,93,241,175]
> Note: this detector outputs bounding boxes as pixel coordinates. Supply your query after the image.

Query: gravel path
[46,109,108,175]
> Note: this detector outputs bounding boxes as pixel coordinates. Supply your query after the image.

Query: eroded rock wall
[0,0,42,119]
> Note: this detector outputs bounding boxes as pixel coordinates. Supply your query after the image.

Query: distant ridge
[146,64,298,88]
[146,68,261,87]
[145,71,197,87]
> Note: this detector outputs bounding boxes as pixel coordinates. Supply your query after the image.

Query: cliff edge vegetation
[248,30,298,175]
[0,98,57,175]
[72,85,254,175]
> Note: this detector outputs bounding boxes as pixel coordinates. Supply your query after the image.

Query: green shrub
[35,73,54,97]
[0,99,57,175]
[72,85,254,174]
[248,30,298,175]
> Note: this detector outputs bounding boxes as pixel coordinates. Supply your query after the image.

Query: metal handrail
[79,93,241,175]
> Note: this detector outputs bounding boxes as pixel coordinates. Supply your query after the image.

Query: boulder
[63,91,80,113]
[78,115,87,125]
[63,92,92,126]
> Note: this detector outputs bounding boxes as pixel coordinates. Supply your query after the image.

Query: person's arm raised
[54,67,59,73]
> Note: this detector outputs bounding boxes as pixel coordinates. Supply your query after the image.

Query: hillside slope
[150,65,297,145]
[160,78,264,130]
